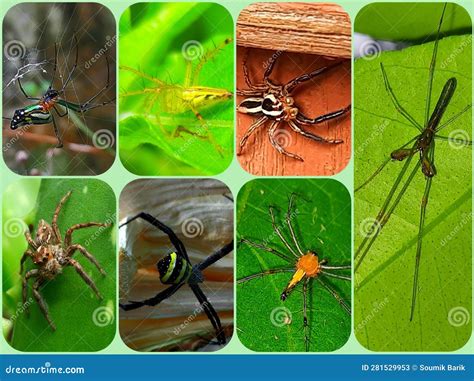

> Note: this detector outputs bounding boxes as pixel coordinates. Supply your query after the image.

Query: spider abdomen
[157,252,192,284]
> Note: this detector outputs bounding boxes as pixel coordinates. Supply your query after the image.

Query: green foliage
[354,33,472,350]
[356,3,471,41]
[6,179,116,352]
[236,179,351,352]
[119,3,234,175]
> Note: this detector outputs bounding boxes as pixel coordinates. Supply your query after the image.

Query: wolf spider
[237,50,351,161]
[20,190,112,331]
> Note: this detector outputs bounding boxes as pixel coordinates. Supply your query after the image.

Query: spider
[119,212,234,346]
[238,194,350,351]
[7,35,114,148]
[237,50,351,161]
[20,190,112,331]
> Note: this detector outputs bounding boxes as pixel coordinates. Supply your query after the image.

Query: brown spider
[237,51,351,161]
[19,190,112,331]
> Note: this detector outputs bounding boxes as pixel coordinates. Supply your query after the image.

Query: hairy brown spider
[20,190,112,331]
[237,51,351,161]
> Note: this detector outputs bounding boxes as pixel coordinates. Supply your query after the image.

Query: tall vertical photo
[2,3,116,176]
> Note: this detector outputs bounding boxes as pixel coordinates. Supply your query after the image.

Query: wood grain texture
[237,2,351,58]
[236,47,351,176]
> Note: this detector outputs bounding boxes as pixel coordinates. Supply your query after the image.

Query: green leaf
[354,35,472,351]
[8,179,116,352]
[236,179,351,352]
[356,3,471,41]
[119,3,234,176]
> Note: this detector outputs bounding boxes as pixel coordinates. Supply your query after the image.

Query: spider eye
[286,97,294,105]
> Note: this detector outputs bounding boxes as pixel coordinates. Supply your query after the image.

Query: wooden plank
[237,2,351,58]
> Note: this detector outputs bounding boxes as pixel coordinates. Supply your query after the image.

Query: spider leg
[66,244,106,275]
[289,120,343,145]
[286,194,304,256]
[320,264,351,270]
[238,116,267,154]
[52,190,72,243]
[188,103,224,157]
[51,115,63,148]
[263,51,279,85]
[355,136,419,192]
[22,269,38,314]
[24,230,38,250]
[192,37,233,85]
[284,61,344,93]
[48,42,58,91]
[119,212,190,263]
[240,238,293,262]
[320,271,351,281]
[380,63,423,131]
[303,278,310,352]
[237,268,294,283]
[59,34,79,93]
[17,77,40,101]
[189,283,226,345]
[20,249,34,274]
[268,121,303,161]
[195,240,233,271]
[68,258,103,300]
[316,277,351,315]
[120,283,184,311]
[296,105,351,126]
[269,205,300,258]
[410,153,434,321]
[64,222,111,247]
[436,104,471,133]
[32,279,56,331]
[53,105,68,118]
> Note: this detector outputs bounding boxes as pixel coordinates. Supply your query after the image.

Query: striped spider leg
[237,49,351,161]
[7,34,114,148]
[120,38,233,157]
[119,212,233,346]
[238,194,350,351]
[355,3,472,320]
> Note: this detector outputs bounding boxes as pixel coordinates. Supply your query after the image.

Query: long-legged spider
[119,212,234,346]
[120,38,233,156]
[237,51,351,161]
[20,190,112,331]
[355,4,472,321]
[238,194,350,351]
[6,35,115,148]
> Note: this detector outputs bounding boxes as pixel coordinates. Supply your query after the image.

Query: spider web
[2,3,116,175]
